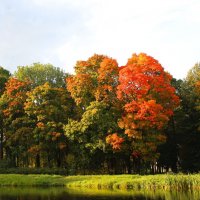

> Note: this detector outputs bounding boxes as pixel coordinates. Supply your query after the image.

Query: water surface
[0,187,199,200]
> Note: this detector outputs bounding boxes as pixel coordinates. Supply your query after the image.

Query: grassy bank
[0,174,200,190]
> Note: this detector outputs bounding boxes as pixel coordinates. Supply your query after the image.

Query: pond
[0,187,199,200]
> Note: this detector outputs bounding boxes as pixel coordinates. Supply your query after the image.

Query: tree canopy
[0,54,199,174]
[14,63,68,88]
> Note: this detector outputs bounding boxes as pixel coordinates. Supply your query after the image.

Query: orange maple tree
[67,54,119,107]
[107,53,180,160]
[2,77,30,117]
[66,54,120,155]
[0,78,31,163]
[96,57,119,104]
[67,54,107,107]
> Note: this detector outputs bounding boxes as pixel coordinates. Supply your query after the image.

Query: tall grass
[65,174,200,191]
[0,174,200,191]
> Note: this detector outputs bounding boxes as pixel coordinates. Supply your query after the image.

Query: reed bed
[0,174,200,191]
[65,174,200,191]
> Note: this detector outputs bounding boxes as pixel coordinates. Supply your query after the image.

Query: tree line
[0,53,199,174]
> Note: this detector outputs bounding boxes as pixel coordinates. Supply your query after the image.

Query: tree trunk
[36,154,40,168]
[0,122,3,159]
[0,130,3,160]
[125,155,132,174]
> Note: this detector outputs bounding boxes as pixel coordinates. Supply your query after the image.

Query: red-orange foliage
[118,53,179,124]
[67,54,107,107]
[96,57,119,103]
[4,78,29,97]
[67,74,94,106]
[28,145,41,154]
[67,54,119,106]
[106,133,124,150]
[2,78,30,116]
[196,81,200,92]
[37,122,45,128]
[117,53,179,109]
[109,53,179,155]
[195,81,200,110]
[75,54,107,74]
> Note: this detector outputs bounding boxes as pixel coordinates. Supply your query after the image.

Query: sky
[0,0,200,79]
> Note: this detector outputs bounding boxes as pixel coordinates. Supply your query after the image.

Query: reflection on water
[0,187,199,200]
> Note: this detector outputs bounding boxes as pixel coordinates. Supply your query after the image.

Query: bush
[0,160,11,168]
[0,167,68,175]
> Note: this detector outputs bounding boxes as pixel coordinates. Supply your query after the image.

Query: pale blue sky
[0,0,200,79]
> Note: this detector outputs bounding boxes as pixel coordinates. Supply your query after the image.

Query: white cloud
[30,0,97,9]
[31,0,73,6]
[54,0,200,78]
[1,0,200,79]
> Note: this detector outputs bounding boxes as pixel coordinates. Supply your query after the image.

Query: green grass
[0,174,200,191]
[0,174,66,186]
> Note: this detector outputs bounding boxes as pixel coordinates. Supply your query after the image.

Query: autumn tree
[67,54,119,108]
[67,54,106,108]
[107,53,180,173]
[66,54,122,173]
[24,83,74,167]
[95,57,119,104]
[1,54,196,175]
[0,77,31,165]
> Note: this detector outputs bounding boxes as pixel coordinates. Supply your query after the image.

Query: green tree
[0,67,11,95]
[157,78,183,173]
[0,67,11,159]
[14,63,68,88]
[176,63,200,172]
[65,101,121,173]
